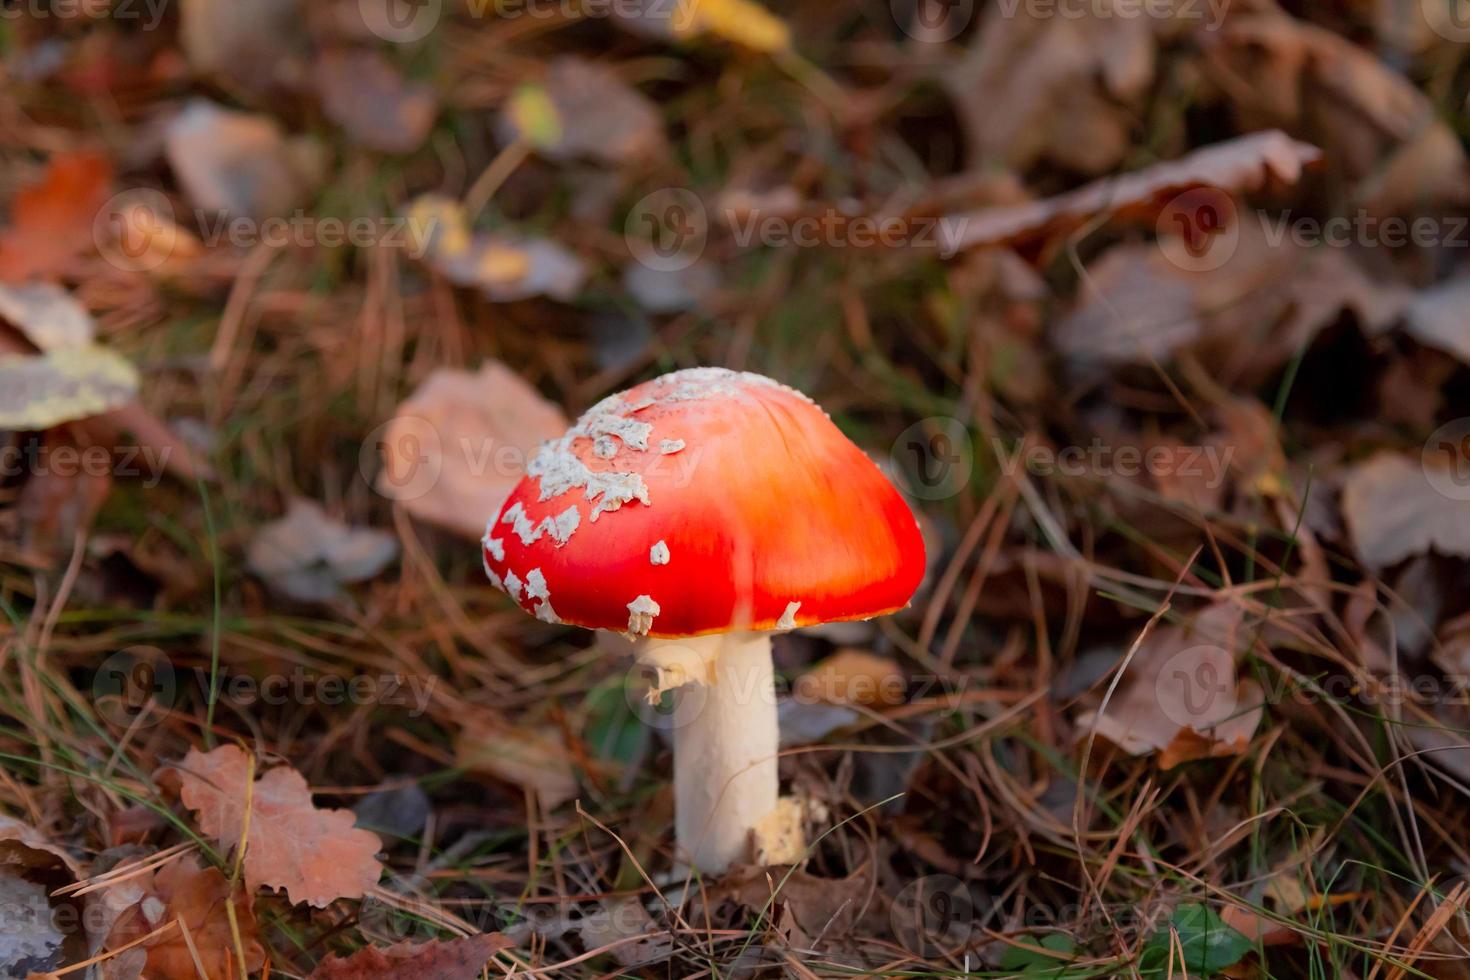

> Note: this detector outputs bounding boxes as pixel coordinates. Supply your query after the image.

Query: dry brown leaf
[1220,904,1300,947]
[0,816,82,881]
[376,362,569,539]
[317,49,437,155]
[165,99,321,220]
[1077,605,1263,769]
[1056,217,1409,379]
[78,401,216,484]
[103,854,267,980]
[500,58,664,165]
[1200,13,1468,214]
[1341,452,1470,568]
[246,498,399,602]
[946,130,1320,253]
[0,151,113,283]
[179,0,303,91]
[177,745,383,907]
[17,427,114,554]
[1053,244,1202,369]
[794,649,906,707]
[456,722,578,807]
[0,816,85,975]
[1405,278,1470,365]
[944,0,1157,175]
[308,933,513,979]
[1405,702,1470,786]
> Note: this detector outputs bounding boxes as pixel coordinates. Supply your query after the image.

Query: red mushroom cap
[482,367,925,638]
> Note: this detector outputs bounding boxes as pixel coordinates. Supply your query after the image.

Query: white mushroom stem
[639,631,779,874]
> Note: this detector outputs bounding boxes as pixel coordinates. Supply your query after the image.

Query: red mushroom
[483,367,924,873]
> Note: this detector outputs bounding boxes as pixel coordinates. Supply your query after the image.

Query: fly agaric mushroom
[482,367,924,873]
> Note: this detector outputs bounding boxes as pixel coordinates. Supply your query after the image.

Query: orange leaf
[102,855,268,980]
[177,745,382,908]
[0,152,113,283]
[307,934,513,979]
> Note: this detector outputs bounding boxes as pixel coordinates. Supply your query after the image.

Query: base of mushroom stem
[639,631,784,874]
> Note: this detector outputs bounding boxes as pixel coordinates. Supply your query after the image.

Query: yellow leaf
[0,346,140,429]
[477,243,532,285]
[674,0,791,53]
[405,194,472,259]
[505,83,564,150]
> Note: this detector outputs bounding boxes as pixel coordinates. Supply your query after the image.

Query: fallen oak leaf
[101,854,267,980]
[944,130,1320,254]
[307,933,513,979]
[176,745,383,908]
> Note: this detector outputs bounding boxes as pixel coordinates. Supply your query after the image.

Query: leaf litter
[6,0,1470,975]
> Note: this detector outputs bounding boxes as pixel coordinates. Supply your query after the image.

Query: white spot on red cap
[659,438,685,454]
[504,570,523,601]
[483,534,505,562]
[542,505,579,546]
[501,502,540,546]
[525,568,550,601]
[627,594,660,636]
[649,540,670,565]
[776,601,801,630]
